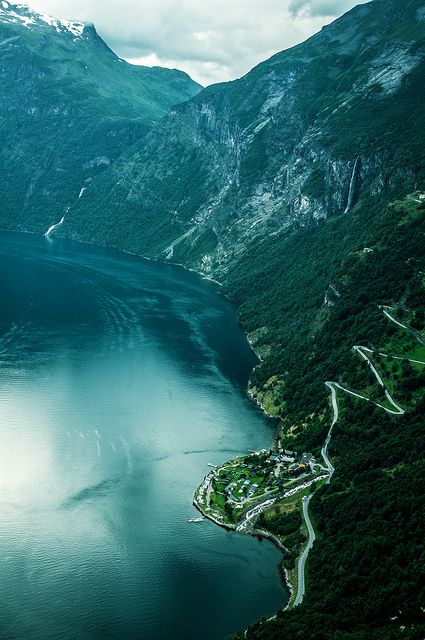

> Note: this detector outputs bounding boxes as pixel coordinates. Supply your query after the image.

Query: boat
[207,463,217,468]
[188,517,204,523]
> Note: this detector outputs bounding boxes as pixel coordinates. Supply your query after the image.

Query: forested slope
[229,193,425,639]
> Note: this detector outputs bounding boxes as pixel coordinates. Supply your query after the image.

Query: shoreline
[0,228,223,288]
[33,227,281,420]
[193,496,293,606]
[250,528,293,602]
[2,227,293,609]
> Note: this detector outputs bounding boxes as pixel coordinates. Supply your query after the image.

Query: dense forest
[226,193,425,639]
[232,403,425,640]
[226,192,425,432]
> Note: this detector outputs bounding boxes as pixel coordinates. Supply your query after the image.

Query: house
[289,463,307,477]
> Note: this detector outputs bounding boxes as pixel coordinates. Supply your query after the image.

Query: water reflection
[0,232,286,640]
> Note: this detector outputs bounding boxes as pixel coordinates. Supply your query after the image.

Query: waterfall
[344,157,360,214]
[45,185,85,238]
[44,215,65,237]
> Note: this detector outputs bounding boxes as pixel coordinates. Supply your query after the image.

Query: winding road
[382,306,425,346]
[291,307,424,608]
[194,306,424,612]
[293,495,315,607]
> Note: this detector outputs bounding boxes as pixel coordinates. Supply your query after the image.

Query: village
[194,447,329,526]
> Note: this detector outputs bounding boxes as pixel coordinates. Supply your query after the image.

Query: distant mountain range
[0,2,201,232]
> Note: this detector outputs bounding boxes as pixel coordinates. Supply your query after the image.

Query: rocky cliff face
[63,0,425,278]
[0,3,201,233]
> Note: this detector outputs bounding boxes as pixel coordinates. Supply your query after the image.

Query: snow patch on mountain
[0,3,85,38]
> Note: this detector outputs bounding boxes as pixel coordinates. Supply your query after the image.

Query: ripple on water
[0,231,286,640]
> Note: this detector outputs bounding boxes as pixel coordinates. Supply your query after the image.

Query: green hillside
[64,0,425,272]
[0,3,201,233]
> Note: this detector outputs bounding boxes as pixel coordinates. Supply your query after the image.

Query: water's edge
[3,228,291,617]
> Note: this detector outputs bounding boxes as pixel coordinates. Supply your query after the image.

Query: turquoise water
[0,232,286,640]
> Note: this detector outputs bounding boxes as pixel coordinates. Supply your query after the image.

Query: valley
[0,0,424,638]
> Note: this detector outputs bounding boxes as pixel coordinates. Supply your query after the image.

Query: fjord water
[0,232,285,640]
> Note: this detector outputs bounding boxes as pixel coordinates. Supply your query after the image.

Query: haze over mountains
[1,1,424,639]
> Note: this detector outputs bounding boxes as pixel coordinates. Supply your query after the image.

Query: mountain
[0,2,201,233]
[1,0,425,638]
[64,0,425,268]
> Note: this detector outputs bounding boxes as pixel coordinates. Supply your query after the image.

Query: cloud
[288,0,366,17]
[24,0,368,85]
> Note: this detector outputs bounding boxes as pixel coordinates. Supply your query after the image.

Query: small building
[289,463,307,477]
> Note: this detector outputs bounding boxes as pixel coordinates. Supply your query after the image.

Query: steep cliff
[65,0,425,277]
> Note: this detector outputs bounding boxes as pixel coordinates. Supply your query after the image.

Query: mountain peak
[0,2,87,38]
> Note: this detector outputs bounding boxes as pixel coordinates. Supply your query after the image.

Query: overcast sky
[26,0,370,85]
